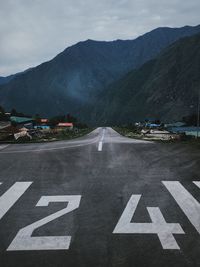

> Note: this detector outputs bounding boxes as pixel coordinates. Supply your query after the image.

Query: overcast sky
[0,0,200,76]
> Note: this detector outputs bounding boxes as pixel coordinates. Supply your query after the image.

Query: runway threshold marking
[163,181,200,234]
[193,181,200,188]
[0,182,32,219]
[98,129,105,151]
[0,180,199,251]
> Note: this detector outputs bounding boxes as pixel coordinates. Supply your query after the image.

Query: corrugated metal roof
[10,116,34,123]
[57,122,73,127]
[40,119,48,123]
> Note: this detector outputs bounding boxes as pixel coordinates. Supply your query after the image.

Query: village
[0,105,199,143]
[115,117,200,141]
[0,106,89,142]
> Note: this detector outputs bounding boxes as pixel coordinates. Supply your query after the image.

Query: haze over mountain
[0,24,200,124]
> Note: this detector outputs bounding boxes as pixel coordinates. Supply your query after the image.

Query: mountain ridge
[0,24,200,124]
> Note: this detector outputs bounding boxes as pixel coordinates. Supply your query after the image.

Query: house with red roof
[57,122,73,130]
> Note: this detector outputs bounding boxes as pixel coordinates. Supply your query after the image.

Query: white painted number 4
[113,195,185,250]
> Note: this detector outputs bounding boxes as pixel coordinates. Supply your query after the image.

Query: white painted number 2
[113,195,185,250]
[7,195,81,251]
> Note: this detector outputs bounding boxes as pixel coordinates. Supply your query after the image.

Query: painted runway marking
[0,145,9,151]
[193,181,200,189]
[0,182,32,220]
[7,195,81,251]
[113,195,184,250]
[163,181,200,234]
[0,138,99,154]
[98,129,105,151]
[1,180,199,251]
[98,141,103,151]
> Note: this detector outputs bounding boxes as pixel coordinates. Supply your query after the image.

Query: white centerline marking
[98,141,103,151]
[163,181,200,234]
[98,129,105,151]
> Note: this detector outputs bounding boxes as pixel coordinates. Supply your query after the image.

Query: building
[0,122,17,141]
[40,119,49,124]
[34,118,50,130]
[146,123,161,128]
[169,126,199,137]
[165,122,186,128]
[57,122,73,130]
[10,116,35,129]
[34,125,50,130]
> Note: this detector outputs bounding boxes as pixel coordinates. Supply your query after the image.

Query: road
[0,127,199,267]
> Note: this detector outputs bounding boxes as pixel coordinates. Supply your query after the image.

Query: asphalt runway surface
[0,127,199,267]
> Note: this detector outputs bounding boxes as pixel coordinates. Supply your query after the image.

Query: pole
[197,88,200,139]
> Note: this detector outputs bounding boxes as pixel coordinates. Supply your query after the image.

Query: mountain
[93,33,200,124]
[0,75,15,85]
[0,24,200,123]
[0,69,33,85]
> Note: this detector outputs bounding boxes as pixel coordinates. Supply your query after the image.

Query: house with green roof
[10,116,35,129]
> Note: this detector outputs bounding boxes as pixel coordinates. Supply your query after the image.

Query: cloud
[0,0,200,75]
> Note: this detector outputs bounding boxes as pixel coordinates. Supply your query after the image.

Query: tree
[49,115,65,127]
[11,108,17,116]
[154,119,161,125]
[0,106,8,120]
[33,114,41,124]
[10,108,27,117]
[67,113,77,123]
[182,114,197,126]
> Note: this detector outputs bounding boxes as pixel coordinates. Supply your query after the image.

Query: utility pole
[197,88,200,139]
